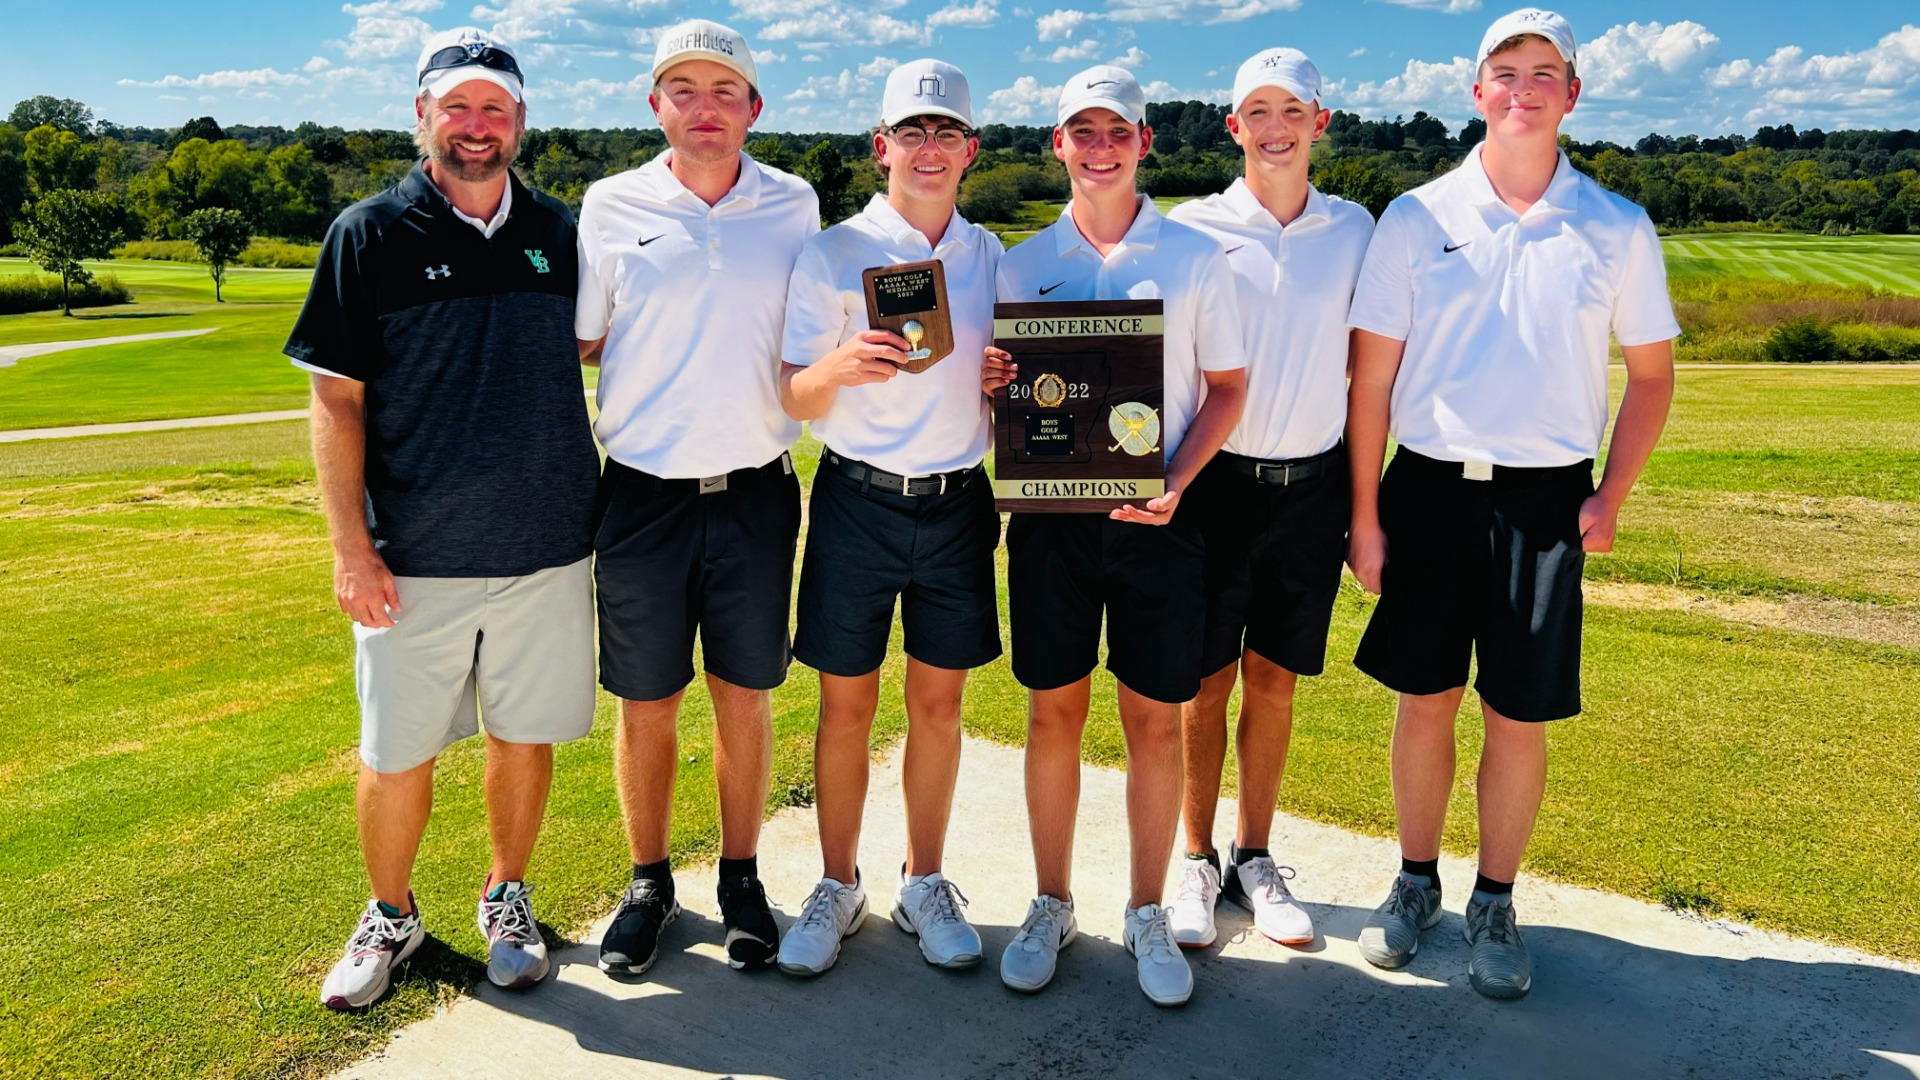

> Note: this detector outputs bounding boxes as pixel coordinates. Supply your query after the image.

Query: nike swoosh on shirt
[1443,241,1471,253]
[638,234,664,246]
[1224,245,1246,255]
[1038,281,1066,295]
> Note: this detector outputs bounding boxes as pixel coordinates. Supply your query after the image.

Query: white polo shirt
[577,151,819,478]
[1347,144,1680,468]
[1168,179,1373,461]
[783,195,999,477]
[996,197,1246,464]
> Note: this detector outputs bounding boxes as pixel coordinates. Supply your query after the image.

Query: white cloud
[304,56,335,73]
[758,6,929,47]
[1138,79,1230,104]
[1022,38,1102,63]
[1111,46,1149,69]
[1349,47,1367,58]
[1036,7,1094,40]
[1706,25,1920,126]
[1103,0,1302,24]
[753,48,786,66]
[119,68,312,91]
[927,0,999,29]
[344,0,442,13]
[341,14,436,59]
[1580,20,1720,100]
[1372,0,1479,12]
[983,75,1062,120]
[857,55,902,78]
[1329,55,1475,113]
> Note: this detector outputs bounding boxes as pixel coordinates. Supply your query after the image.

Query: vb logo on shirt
[524,249,551,274]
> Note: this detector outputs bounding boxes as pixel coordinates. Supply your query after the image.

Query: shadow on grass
[387,904,1920,1080]
[68,311,189,322]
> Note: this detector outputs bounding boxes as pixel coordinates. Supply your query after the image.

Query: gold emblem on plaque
[1107,402,1161,456]
[1033,372,1068,408]
[901,320,931,362]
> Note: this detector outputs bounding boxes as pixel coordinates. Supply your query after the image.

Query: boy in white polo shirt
[575,18,820,978]
[1164,47,1374,952]
[1345,8,1677,999]
[985,65,1247,1007]
[772,59,1001,979]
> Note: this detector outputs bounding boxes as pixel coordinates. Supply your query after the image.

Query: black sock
[1186,849,1221,873]
[1233,846,1270,865]
[718,856,758,883]
[632,858,672,888]
[1401,856,1441,892]
[1472,873,1513,898]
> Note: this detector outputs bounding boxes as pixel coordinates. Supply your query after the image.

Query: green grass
[0,258,314,432]
[1662,233,1920,295]
[2,360,1919,1078]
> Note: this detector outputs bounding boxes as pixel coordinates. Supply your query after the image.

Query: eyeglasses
[419,45,524,87]
[888,124,973,152]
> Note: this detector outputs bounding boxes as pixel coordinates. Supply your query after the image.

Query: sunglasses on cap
[419,44,524,87]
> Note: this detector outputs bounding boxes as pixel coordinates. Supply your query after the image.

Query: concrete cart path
[0,327,218,368]
[0,409,311,443]
[336,736,1920,1080]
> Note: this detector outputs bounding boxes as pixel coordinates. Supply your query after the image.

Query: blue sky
[5,1,1917,141]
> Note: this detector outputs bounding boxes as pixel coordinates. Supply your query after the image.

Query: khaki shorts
[354,557,596,773]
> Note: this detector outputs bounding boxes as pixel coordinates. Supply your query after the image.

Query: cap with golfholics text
[882,59,972,127]
[1232,48,1322,112]
[416,28,523,102]
[1476,8,1577,71]
[652,19,758,92]
[1057,65,1146,127]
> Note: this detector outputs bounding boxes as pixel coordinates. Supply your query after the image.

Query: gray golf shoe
[1464,894,1532,999]
[1357,872,1443,969]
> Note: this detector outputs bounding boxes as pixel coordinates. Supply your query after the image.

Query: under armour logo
[918,74,945,99]
[425,265,452,280]
[524,249,550,273]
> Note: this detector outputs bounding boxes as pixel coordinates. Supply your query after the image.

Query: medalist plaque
[862,259,953,374]
[991,299,1165,513]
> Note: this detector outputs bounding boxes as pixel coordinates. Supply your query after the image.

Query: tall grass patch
[0,273,131,315]
[1670,276,1920,363]
[113,237,321,269]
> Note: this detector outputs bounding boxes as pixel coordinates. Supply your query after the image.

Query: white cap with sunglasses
[881,59,973,127]
[651,19,759,92]
[416,28,524,103]
[1056,65,1146,127]
[1476,8,1578,71]
[1232,48,1322,112]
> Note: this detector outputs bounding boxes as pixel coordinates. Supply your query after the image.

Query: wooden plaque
[862,259,953,374]
[991,299,1165,513]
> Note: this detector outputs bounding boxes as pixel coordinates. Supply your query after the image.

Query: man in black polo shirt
[287,28,600,1012]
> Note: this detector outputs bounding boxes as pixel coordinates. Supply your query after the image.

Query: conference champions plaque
[991,299,1165,513]
[862,259,953,374]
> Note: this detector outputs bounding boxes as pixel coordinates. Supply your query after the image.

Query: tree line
[5,92,1919,260]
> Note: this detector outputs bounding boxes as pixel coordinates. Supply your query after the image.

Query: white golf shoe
[999,895,1077,993]
[1123,903,1194,1006]
[778,876,867,977]
[1168,857,1221,948]
[892,871,983,969]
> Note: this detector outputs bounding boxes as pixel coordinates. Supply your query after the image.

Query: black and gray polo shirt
[285,163,599,579]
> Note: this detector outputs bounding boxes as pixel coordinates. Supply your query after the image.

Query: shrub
[0,272,130,315]
[1762,316,1837,363]
[112,237,320,269]
[1829,323,1920,363]
[114,239,202,261]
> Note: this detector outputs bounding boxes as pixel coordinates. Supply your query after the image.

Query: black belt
[826,451,978,497]
[1221,444,1344,487]
[610,452,793,495]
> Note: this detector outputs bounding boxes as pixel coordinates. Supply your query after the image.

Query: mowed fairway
[1,361,1917,1078]
[0,258,313,432]
[1661,232,1920,294]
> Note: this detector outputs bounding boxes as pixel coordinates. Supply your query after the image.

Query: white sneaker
[1123,903,1194,1006]
[892,871,983,969]
[999,895,1077,993]
[478,880,551,989]
[321,897,424,1011]
[1224,846,1316,946]
[777,876,867,977]
[1168,858,1221,948]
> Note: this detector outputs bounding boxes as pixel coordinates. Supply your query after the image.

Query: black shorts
[593,454,802,701]
[1006,510,1206,705]
[1354,449,1593,723]
[794,453,1003,678]
[1189,448,1351,678]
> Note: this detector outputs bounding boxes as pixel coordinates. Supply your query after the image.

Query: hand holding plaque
[863,260,953,374]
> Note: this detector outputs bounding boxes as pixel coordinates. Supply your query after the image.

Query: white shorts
[354,557,596,773]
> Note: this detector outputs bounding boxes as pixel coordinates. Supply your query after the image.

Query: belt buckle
[698,474,729,494]
[1462,461,1494,482]
[1257,462,1292,486]
[903,472,946,497]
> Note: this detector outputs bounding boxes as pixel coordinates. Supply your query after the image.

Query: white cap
[652,19,758,92]
[416,28,523,103]
[1057,65,1147,126]
[882,59,973,127]
[1476,8,1578,72]
[1232,48,1323,112]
